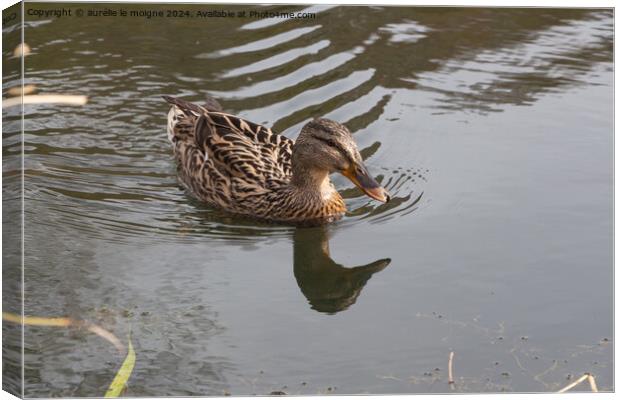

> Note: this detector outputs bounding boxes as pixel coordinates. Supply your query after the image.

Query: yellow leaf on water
[105,335,136,398]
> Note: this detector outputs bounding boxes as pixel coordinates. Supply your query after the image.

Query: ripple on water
[21,78,423,245]
[21,30,425,246]
[25,8,610,246]
[25,161,426,246]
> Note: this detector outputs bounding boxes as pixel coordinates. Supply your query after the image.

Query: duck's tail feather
[163,95,223,145]
[162,94,223,113]
[162,95,204,116]
[166,105,188,143]
[203,95,224,113]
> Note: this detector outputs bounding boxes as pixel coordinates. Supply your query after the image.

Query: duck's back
[164,96,295,215]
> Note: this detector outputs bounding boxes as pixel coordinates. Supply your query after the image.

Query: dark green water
[2,4,613,396]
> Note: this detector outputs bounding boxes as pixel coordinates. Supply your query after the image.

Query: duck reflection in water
[293,226,390,314]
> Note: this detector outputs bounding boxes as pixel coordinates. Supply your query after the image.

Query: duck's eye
[312,135,337,148]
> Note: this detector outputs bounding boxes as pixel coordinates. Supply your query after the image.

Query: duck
[163,95,390,224]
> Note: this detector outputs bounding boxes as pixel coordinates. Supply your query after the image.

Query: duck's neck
[290,164,337,201]
[282,163,346,221]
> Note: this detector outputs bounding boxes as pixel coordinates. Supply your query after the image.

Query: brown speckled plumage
[163,95,388,224]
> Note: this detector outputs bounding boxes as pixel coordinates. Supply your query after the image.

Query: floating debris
[3,311,133,397]
[85,322,124,354]
[3,94,88,108]
[587,374,599,392]
[105,335,136,398]
[2,312,71,327]
[3,312,123,353]
[557,373,598,393]
[13,42,31,57]
[7,84,36,97]
[448,351,455,387]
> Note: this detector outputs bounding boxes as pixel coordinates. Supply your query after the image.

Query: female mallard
[164,95,390,224]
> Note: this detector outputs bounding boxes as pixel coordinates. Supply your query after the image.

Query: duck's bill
[342,164,390,203]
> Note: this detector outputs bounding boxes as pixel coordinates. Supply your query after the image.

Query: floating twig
[587,374,598,392]
[13,43,30,57]
[557,373,596,393]
[2,311,124,353]
[82,322,125,354]
[3,94,88,108]
[448,351,455,387]
[7,84,36,97]
[2,312,71,327]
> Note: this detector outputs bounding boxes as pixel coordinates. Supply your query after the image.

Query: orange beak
[342,163,390,203]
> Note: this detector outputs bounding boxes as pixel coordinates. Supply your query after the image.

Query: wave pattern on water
[18,6,612,245]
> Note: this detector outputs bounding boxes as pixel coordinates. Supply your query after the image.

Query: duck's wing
[196,111,293,182]
[164,96,293,179]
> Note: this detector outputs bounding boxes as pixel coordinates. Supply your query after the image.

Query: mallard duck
[163,95,390,224]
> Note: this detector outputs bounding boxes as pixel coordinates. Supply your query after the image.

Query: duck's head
[292,118,390,203]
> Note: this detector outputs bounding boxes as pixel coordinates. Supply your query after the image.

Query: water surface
[2,4,613,396]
